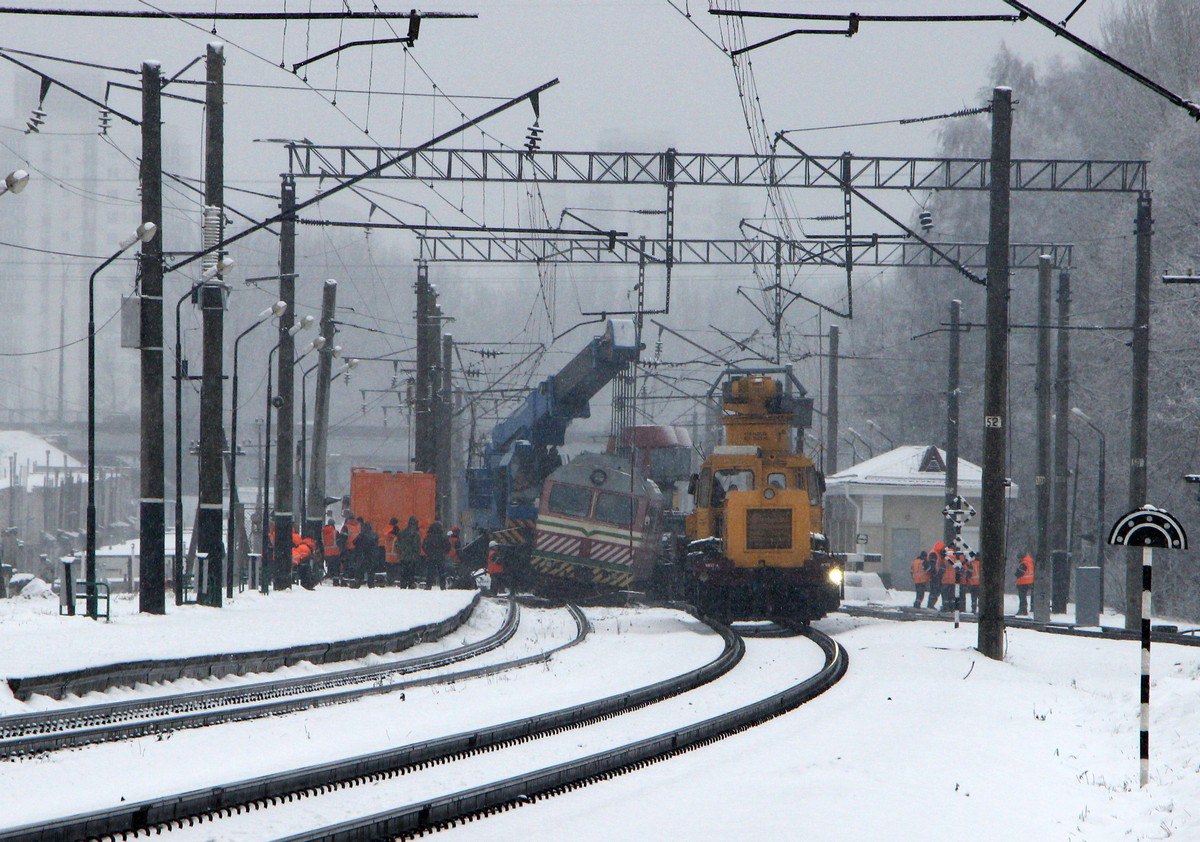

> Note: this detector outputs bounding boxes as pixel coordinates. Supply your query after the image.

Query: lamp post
[846,427,875,460]
[1072,407,1107,604]
[173,255,234,605]
[226,301,287,598]
[87,221,157,618]
[866,419,896,449]
[0,169,29,197]
[259,316,314,592]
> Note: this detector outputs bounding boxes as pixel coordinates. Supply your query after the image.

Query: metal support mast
[825,325,839,475]
[1127,193,1152,630]
[979,87,1013,660]
[273,174,297,590]
[138,60,165,614]
[943,299,960,548]
[1033,255,1053,624]
[306,279,338,538]
[197,42,226,606]
[1052,269,1072,613]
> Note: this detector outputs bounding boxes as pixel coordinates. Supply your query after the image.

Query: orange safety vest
[1016,555,1035,586]
[911,557,930,585]
[486,548,504,575]
[346,519,361,549]
[967,557,981,587]
[384,531,399,565]
[322,524,340,557]
[941,554,959,586]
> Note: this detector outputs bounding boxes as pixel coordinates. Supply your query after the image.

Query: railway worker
[397,516,422,588]
[1014,551,1035,615]
[911,550,931,608]
[383,517,402,585]
[965,551,981,613]
[922,549,939,608]
[356,518,381,585]
[422,520,451,590]
[322,514,342,580]
[937,546,959,612]
[486,540,506,595]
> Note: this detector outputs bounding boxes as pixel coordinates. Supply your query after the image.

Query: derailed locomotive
[522,368,841,622]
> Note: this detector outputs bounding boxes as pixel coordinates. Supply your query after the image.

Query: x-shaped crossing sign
[942,496,977,526]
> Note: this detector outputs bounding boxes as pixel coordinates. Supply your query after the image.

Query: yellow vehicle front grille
[746,508,792,550]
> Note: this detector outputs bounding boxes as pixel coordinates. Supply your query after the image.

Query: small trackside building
[823,445,1018,589]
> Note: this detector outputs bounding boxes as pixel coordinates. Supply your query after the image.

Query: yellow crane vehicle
[684,368,842,622]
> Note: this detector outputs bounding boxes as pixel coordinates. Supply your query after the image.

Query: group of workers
[910,544,1037,616]
[318,512,467,589]
[311,511,508,594]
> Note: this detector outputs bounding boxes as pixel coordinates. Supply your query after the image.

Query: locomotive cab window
[767,472,787,489]
[594,491,636,528]
[797,467,822,505]
[547,483,594,519]
[715,469,754,492]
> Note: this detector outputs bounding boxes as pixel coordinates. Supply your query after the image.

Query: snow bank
[0,587,476,694]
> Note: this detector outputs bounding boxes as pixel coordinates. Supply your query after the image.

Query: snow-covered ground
[0,606,723,831]
[0,585,476,699]
[461,612,1200,841]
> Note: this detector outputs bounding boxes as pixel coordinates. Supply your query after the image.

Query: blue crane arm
[490,319,638,453]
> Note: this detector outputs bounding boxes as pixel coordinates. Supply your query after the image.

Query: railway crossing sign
[942,496,977,526]
[1106,504,1188,788]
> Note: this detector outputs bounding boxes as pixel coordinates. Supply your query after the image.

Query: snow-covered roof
[827,445,1017,498]
[0,430,83,490]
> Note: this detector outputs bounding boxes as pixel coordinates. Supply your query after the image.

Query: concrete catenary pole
[1126,193,1152,630]
[943,299,961,548]
[138,60,166,614]
[1033,254,1053,624]
[197,42,226,606]
[978,86,1012,661]
[305,279,338,539]
[439,334,453,521]
[273,174,297,590]
[825,325,839,475]
[1051,269,1072,613]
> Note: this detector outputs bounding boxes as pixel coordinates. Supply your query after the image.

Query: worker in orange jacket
[1014,552,1035,615]
[911,550,931,608]
[965,551,981,613]
[486,540,506,596]
[322,515,342,580]
[938,547,960,612]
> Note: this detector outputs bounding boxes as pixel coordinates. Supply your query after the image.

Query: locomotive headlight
[827,567,844,585]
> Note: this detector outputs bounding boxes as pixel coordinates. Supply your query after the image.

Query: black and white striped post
[1107,504,1188,788]
[943,496,977,629]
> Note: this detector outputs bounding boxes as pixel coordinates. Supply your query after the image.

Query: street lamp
[172,255,235,605]
[0,169,29,197]
[866,419,896,449]
[226,300,287,599]
[846,427,875,460]
[86,221,157,618]
[1072,406,1107,605]
[258,315,314,593]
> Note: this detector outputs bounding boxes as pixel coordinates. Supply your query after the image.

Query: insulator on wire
[524,121,543,153]
[918,210,934,233]
[25,108,46,134]
[201,205,222,275]
[98,108,111,136]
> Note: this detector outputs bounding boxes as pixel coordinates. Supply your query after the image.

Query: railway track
[1,606,748,842]
[841,603,1200,648]
[0,598,524,758]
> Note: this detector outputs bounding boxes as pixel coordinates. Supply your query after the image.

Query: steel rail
[279,627,846,841]
[0,597,514,744]
[840,604,1200,648]
[0,607,737,842]
[0,600,534,759]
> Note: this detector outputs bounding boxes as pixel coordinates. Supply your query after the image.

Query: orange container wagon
[349,468,437,538]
